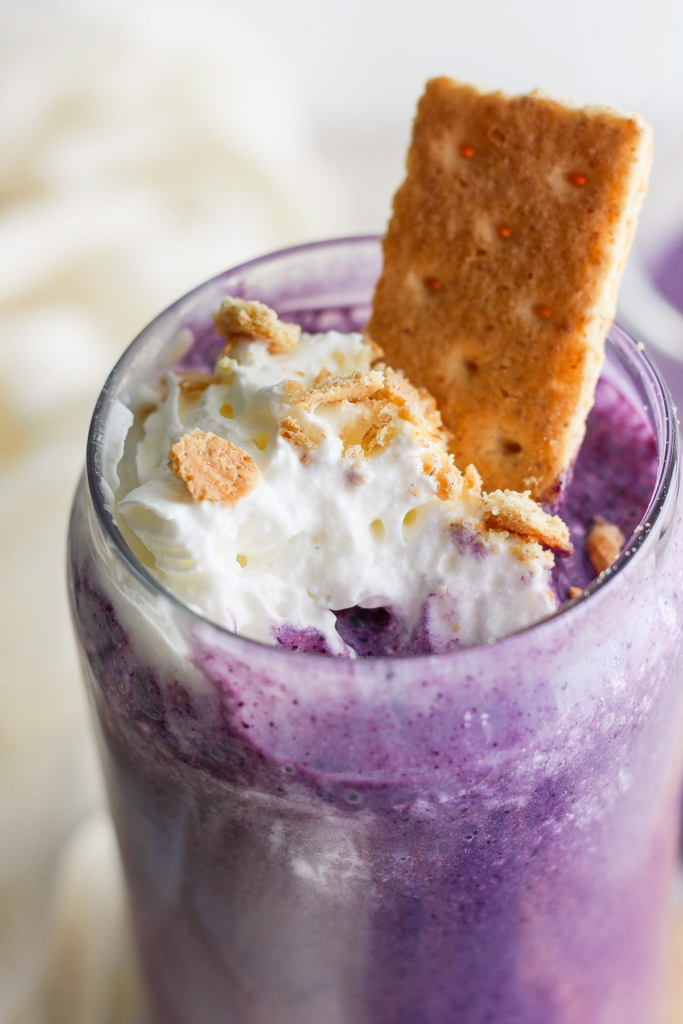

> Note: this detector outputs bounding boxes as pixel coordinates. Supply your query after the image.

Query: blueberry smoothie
[653,232,683,317]
[68,239,683,1024]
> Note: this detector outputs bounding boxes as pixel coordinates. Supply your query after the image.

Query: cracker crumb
[586,518,624,574]
[482,489,572,553]
[342,443,365,461]
[505,535,552,566]
[366,337,385,361]
[422,450,463,500]
[377,366,424,407]
[397,402,443,446]
[294,369,385,410]
[284,379,306,401]
[215,355,238,383]
[168,429,260,504]
[464,464,483,493]
[341,444,368,485]
[361,421,395,454]
[213,297,301,355]
[279,417,317,458]
[177,372,221,396]
[376,401,400,424]
[375,366,445,435]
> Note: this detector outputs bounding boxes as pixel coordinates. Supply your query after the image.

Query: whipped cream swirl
[113,308,558,655]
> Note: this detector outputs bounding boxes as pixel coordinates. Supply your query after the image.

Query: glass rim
[86,235,680,663]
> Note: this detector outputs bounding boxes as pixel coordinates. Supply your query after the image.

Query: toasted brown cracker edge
[168,429,260,503]
[367,76,652,502]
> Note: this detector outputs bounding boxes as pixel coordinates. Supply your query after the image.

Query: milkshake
[69,237,682,1024]
[67,78,683,1024]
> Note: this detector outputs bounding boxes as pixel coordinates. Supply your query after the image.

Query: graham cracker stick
[367,77,652,502]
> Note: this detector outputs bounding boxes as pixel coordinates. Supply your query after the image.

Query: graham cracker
[213,297,301,355]
[482,489,573,553]
[279,416,318,457]
[168,429,260,503]
[367,77,652,502]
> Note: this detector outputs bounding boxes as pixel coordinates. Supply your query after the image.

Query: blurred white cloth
[0,3,348,1022]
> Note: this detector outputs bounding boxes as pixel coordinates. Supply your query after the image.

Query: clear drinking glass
[68,237,683,1024]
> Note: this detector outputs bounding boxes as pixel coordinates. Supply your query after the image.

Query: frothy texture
[115,324,557,655]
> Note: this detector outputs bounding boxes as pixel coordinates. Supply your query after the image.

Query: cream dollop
[115,320,557,655]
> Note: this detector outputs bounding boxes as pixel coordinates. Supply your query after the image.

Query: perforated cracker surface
[367,77,652,501]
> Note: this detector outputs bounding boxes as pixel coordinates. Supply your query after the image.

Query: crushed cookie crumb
[215,354,238,384]
[168,429,260,504]
[422,450,463,500]
[279,417,317,458]
[505,535,552,566]
[361,421,395,455]
[464,464,483,493]
[397,402,443,446]
[376,366,423,407]
[376,401,400,424]
[213,297,301,355]
[482,489,572,553]
[313,366,332,387]
[586,518,624,574]
[569,586,583,599]
[342,443,365,462]
[380,368,439,415]
[177,372,221,396]
[373,365,447,439]
[294,369,385,410]
[284,379,306,402]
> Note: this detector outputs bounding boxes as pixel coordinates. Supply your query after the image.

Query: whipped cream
[114,304,558,655]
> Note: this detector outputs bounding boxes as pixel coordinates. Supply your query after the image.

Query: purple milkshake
[68,238,683,1024]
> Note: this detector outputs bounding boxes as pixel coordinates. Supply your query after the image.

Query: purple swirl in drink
[68,237,683,1024]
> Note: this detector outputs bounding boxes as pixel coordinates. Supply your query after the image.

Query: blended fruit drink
[68,82,683,1024]
[69,238,681,1024]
